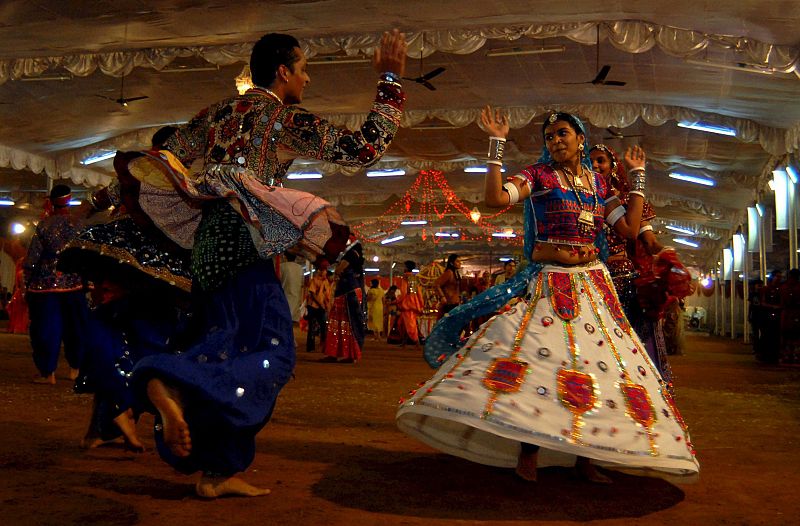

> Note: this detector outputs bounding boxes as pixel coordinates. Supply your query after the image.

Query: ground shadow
[264,437,685,521]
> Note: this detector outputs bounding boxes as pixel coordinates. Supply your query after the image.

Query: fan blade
[591,65,611,84]
[602,80,626,86]
[562,80,592,85]
[420,80,436,91]
[94,94,115,101]
[605,128,623,139]
[603,134,644,140]
[419,67,445,81]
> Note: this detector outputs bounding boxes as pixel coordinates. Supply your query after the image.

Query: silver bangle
[488,136,506,162]
[639,224,654,235]
[486,160,503,167]
[605,205,626,226]
[628,190,645,199]
[502,181,520,204]
[630,170,646,192]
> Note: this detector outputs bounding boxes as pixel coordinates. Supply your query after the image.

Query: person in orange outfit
[397,260,424,349]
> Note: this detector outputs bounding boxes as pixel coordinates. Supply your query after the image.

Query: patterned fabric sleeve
[278,81,405,166]
[162,106,214,167]
[515,165,538,191]
[22,227,43,286]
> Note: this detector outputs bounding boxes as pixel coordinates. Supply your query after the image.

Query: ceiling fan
[402,34,446,90]
[603,127,643,140]
[564,25,626,87]
[403,66,446,90]
[95,75,149,107]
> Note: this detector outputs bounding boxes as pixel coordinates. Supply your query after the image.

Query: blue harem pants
[27,290,88,376]
[132,259,295,476]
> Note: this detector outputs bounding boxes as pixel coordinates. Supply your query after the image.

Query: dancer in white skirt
[396,108,699,483]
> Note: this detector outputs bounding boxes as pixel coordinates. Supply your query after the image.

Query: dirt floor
[0,327,798,526]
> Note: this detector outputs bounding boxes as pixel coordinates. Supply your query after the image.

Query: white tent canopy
[1,1,799,267]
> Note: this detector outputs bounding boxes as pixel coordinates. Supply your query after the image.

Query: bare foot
[515,448,538,482]
[113,409,145,453]
[80,436,107,449]
[146,378,191,457]
[195,474,271,498]
[575,457,612,484]
[33,373,56,385]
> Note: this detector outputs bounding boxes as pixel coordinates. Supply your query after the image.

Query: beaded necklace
[560,164,599,235]
[248,87,283,104]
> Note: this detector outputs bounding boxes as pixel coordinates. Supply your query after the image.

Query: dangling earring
[578,143,585,159]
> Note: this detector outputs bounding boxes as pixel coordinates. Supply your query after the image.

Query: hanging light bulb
[235,64,253,95]
[470,206,482,223]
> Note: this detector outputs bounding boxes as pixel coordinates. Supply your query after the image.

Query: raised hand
[373,29,407,78]
[624,145,646,171]
[480,106,510,139]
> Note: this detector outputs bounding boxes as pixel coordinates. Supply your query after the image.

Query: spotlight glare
[380,235,405,245]
[677,121,737,137]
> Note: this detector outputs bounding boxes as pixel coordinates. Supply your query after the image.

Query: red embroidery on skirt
[556,369,596,414]
[588,269,630,331]
[548,272,579,320]
[483,358,527,393]
[662,389,687,431]
[621,383,655,428]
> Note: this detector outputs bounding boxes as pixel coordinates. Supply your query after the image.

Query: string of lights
[350,170,521,246]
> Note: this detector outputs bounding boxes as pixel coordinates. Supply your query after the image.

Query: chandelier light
[235,65,253,95]
[350,170,515,245]
[470,207,482,223]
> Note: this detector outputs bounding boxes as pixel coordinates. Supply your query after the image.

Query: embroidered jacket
[164,82,404,186]
[23,215,83,292]
[161,80,405,290]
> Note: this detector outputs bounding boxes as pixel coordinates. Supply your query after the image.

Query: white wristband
[605,205,626,226]
[628,190,645,199]
[639,224,653,235]
[502,181,520,204]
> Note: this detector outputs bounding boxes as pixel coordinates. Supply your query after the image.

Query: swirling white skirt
[396,262,699,477]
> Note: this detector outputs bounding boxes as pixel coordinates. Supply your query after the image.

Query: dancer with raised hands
[397,107,698,484]
[590,144,693,386]
[122,30,407,497]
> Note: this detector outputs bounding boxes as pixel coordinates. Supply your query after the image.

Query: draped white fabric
[58,101,789,180]
[0,144,55,176]
[2,20,797,86]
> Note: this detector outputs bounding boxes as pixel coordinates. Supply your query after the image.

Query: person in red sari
[322,239,365,363]
[6,258,29,334]
[397,260,424,349]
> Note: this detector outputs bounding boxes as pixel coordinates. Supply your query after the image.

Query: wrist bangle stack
[488,136,506,166]
[380,71,402,86]
[629,167,646,193]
